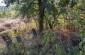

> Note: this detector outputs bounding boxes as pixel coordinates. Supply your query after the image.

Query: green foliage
[0,6,16,18]
[42,29,56,46]
[70,0,77,8]
[0,43,27,55]
[20,0,35,16]
[0,10,11,18]
[58,0,70,7]
[55,44,63,55]
[80,29,85,38]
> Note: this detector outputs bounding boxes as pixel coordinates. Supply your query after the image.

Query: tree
[4,0,79,33]
[38,0,46,33]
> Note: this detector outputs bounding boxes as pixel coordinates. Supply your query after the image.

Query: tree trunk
[38,0,45,33]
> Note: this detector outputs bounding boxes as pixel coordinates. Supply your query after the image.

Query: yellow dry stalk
[8,29,21,38]
[9,30,16,38]
[19,24,29,34]
[28,19,37,29]
[58,15,68,28]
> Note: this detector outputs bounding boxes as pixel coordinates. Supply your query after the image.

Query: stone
[16,35,22,42]
[5,39,12,48]
[32,29,37,37]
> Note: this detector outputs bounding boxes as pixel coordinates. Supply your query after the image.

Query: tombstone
[32,29,37,37]
[5,39,12,49]
[1,33,12,49]
[16,35,22,42]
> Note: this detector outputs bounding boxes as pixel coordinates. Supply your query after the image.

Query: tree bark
[38,0,45,33]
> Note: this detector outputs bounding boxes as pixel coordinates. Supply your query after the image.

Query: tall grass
[0,9,16,19]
